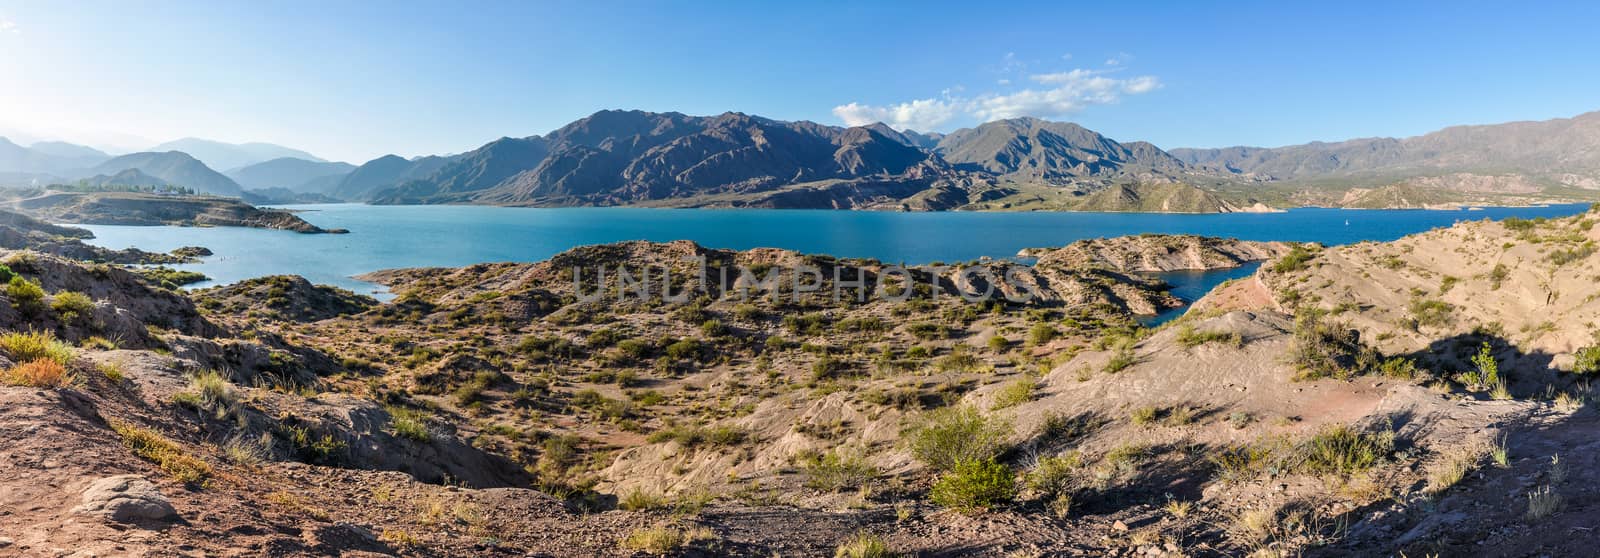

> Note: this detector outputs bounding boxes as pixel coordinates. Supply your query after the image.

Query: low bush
[930,458,1016,513]
[50,291,95,323]
[387,406,432,442]
[907,406,1012,472]
[1287,310,1378,380]
[990,378,1035,410]
[799,449,879,492]
[0,330,75,366]
[1271,245,1316,273]
[1295,424,1394,477]
[1026,323,1059,347]
[5,276,45,315]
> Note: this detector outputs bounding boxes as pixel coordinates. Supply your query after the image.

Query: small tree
[1463,343,1501,391]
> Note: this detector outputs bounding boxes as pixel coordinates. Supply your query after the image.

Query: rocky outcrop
[71,475,177,523]
[7,191,345,233]
[1021,234,1295,272]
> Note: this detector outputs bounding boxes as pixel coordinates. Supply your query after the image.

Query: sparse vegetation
[1175,324,1243,349]
[109,419,212,484]
[621,524,714,554]
[799,448,879,492]
[834,532,895,558]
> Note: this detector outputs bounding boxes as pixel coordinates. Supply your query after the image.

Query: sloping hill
[936,117,1187,180]
[89,152,242,196]
[330,154,453,201]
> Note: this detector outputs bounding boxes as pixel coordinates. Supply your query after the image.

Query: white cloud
[833,66,1160,131]
[0,18,17,34]
[832,98,960,131]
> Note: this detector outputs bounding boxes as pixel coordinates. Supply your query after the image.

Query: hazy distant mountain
[0,137,111,174]
[148,138,324,172]
[1170,111,1600,181]
[331,154,454,201]
[90,151,243,196]
[28,141,110,162]
[226,157,355,192]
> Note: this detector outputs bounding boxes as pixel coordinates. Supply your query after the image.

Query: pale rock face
[71,475,177,523]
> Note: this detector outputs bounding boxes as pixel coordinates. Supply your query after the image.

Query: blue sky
[2,0,1598,163]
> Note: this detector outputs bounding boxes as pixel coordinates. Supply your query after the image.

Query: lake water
[71,204,1590,308]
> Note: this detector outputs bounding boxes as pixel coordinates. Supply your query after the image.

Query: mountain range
[5,109,1600,211]
[149,138,325,173]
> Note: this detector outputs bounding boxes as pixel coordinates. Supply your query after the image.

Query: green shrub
[1296,424,1394,477]
[387,406,432,442]
[1129,406,1159,426]
[986,335,1009,352]
[1102,342,1136,374]
[834,532,895,558]
[1574,346,1600,375]
[799,449,879,492]
[0,330,74,365]
[6,276,45,314]
[906,322,948,340]
[619,488,666,511]
[1461,342,1502,391]
[1408,298,1454,328]
[175,370,243,422]
[930,458,1016,513]
[1026,323,1059,347]
[990,378,1035,410]
[1288,309,1378,380]
[1271,245,1316,273]
[1024,451,1083,500]
[50,291,95,323]
[1175,324,1243,348]
[907,406,1012,472]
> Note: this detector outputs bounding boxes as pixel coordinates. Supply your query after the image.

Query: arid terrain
[2,210,1599,557]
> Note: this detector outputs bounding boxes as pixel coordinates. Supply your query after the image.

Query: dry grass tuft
[4,358,75,388]
[109,419,212,484]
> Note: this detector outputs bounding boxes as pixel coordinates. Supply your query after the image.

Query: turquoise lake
[70,204,1591,306]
